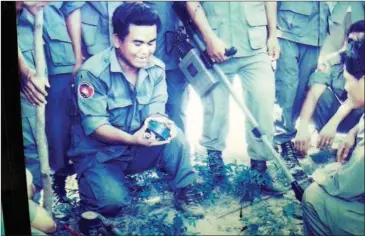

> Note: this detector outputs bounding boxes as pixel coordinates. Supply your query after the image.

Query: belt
[358,195,365,204]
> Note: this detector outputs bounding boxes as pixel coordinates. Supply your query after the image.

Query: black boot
[280,142,308,181]
[175,184,205,216]
[280,141,301,168]
[250,159,289,196]
[207,150,226,183]
[53,173,70,204]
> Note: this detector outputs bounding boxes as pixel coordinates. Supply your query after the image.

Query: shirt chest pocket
[81,6,100,47]
[107,96,133,129]
[17,27,36,67]
[136,93,153,114]
[242,3,268,50]
[136,82,155,109]
[45,25,76,66]
[278,2,314,36]
[243,2,268,27]
[279,2,313,16]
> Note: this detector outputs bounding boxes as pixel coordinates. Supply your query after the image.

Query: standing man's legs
[46,73,74,202]
[238,54,287,194]
[283,44,320,161]
[22,113,42,202]
[238,53,275,162]
[274,39,300,145]
[200,74,231,152]
[200,68,233,182]
[165,69,189,133]
[275,39,320,160]
[293,44,321,123]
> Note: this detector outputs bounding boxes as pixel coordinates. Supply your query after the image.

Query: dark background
[2,2,32,235]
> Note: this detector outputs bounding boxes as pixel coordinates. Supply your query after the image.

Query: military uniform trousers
[303,183,364,235]
[75,129,197,216]
[200,52,275,161]
[21,100,43,203]
[46,73,74,172]
[22,112,41,191]
[312,87,364,134]
[165,69,189,133]
[274,38,321,145]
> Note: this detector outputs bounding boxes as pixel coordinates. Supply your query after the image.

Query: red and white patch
[78,82,95,99]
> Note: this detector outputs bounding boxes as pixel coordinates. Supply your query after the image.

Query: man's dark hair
[346,20,364,38]
[344,38,365,80]
[112,2,161,41]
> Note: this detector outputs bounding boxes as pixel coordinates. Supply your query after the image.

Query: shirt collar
[110,47,149,89]
[110,47,124,73]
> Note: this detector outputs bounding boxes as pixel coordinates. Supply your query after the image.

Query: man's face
[114,24,157,70]
[344,32,365,49]
[344,67,364,107]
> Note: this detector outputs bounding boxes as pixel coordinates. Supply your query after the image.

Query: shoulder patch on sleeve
[78,82,95,99]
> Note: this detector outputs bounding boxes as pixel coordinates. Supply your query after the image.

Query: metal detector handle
[202,46,238,69]
[225,47,237,57]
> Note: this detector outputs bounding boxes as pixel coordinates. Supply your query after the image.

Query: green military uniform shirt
[201,2,268,58]
[68,47,167,175]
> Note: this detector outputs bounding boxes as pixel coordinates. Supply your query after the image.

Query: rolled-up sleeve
[141,70,168,120]
[60,1,85,17]
[76,70,110,135]
[308,65,332,87]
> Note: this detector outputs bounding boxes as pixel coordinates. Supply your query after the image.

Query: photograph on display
[6,1,364,235]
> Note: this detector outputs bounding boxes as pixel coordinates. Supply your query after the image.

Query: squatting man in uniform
[302,38,365,236]
[274,2,365,165]
[294,20,364,155]
[68,2,204,217]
